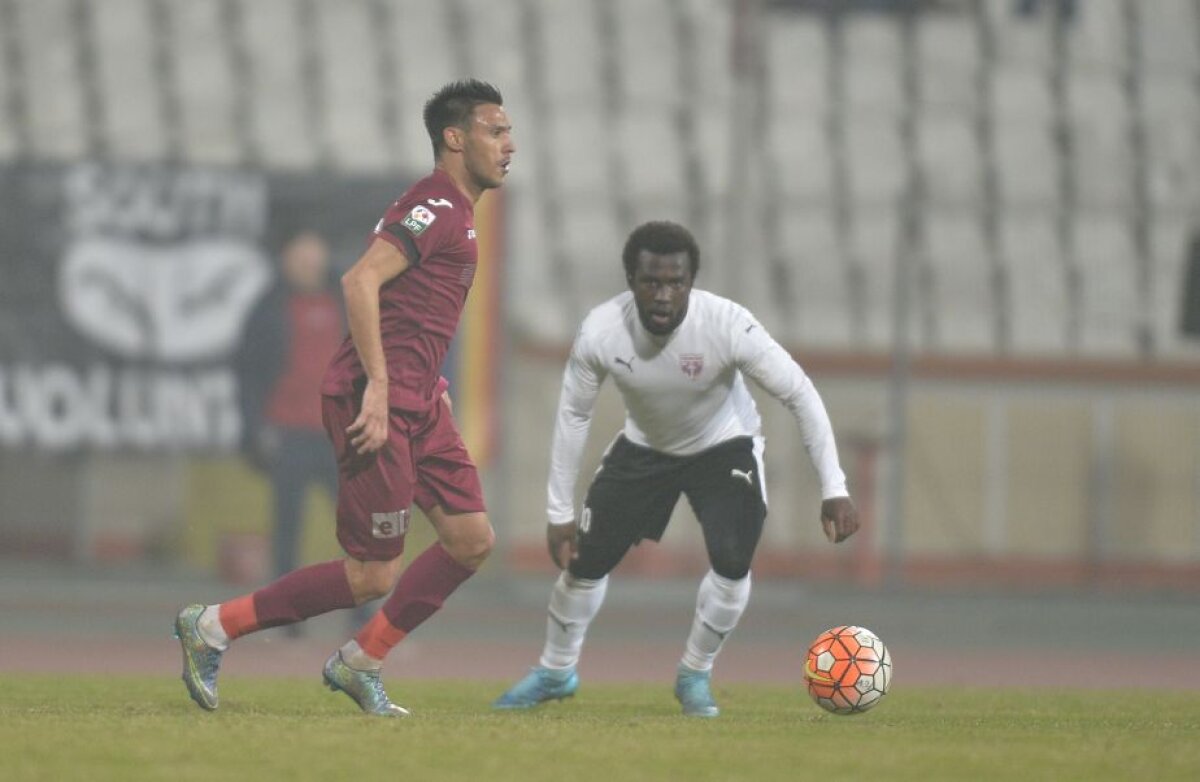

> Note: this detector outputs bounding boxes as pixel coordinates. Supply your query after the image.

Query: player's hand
[347,379,389,454]
[546,522,579,570]
[821,496,858,543]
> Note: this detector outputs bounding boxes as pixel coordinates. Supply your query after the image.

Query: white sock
[197,605,229,651]
[681,570,751,672]
[339,639,383,671]
[539,572,608,670]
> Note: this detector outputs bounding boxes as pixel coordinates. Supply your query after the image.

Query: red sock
[355,543,475,660]
[220,559,356,640]
[218,595,258,641]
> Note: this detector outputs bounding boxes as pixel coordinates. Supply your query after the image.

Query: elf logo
[371,510,410,539]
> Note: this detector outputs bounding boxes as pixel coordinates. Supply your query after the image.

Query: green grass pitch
[3,675,1198,782]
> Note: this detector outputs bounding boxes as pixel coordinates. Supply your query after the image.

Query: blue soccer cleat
[322,652,410,717]
[492,666,579,709]
[674,664,719,718]
[174,604,224,711]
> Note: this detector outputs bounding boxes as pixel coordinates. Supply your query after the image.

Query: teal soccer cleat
[492,666,579,709]
[674,664,719,718]
[322,652,410,717]
[174,604,224,711]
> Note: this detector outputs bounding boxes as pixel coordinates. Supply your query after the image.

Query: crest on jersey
[401,205,436,235]
[680,353,704,379]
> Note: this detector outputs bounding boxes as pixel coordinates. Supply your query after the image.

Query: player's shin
[540,572,608,670]
[681,570,751,671]
[214,559,357,643]
[354,542,475,662]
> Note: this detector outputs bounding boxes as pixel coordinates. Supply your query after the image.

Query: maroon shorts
[321,393,486,561]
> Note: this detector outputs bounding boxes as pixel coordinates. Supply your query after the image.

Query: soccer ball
[804,625,892,714]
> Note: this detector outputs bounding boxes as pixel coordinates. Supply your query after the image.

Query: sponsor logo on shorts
[401,205,436,235]
[371,510,410,539]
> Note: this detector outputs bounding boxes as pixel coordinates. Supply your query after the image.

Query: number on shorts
[579,506,592,535]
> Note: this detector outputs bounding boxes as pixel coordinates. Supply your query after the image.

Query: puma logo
[702,620,730,643]
[615,356,635,372]
[731,468,754,486]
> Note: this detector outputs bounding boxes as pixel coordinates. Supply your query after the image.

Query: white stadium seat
[90,0,164,160]
[18,0,89,160]
[925,215,993,352]
[172,2,239,165]
[311,2,387,172]
[1005,216,1069,353]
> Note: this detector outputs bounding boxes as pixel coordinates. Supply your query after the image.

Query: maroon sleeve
[372,196,460,266]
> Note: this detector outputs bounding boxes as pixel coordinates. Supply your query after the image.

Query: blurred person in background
[494,221,858,718]
[236,230,342,587]
[176,79,515,717]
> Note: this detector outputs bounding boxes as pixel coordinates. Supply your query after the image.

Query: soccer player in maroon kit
[175,79,515,716]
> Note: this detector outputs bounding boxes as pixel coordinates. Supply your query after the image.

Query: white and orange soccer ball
[803,625,892,714]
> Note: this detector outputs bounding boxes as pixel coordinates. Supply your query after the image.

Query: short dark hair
[622,221,701,280]
[423,79,504,158]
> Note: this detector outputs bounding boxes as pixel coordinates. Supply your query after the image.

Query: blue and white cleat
[322,652,410,717]
[492,666,579,709]
[674,664,719,718]
[174,604,223,711]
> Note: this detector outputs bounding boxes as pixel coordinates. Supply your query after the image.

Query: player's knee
[443,521,494,570]
[709,548,753,581]
[568,558,616,581]
[348,557,404,602]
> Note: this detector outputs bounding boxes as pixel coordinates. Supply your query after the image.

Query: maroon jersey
[321,169,477,410]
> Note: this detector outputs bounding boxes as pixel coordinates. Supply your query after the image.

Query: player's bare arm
[341,237,411,454]
[547,521,579,570]
[821,496,858,543]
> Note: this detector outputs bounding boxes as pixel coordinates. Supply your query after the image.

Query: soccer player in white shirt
[494,221,859,717]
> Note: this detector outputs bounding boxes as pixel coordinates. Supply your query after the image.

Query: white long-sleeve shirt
[547,289,848,524]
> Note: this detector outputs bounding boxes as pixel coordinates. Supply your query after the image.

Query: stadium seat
[1072,116,1132,211]
[844,15,902,116]
[765,12,827,115]
[393,2,457,173]
[918,13,978,113]
[238,0,315,169]
[1146,117,1200,213]
[310,2,386,172]
[621,111,685,201]
[16,0,89,160]
[769,116,831,202]
[777,208,850,348]
[0,12,16,161]
[925,215,993,353]
[88,0,164,160]
[540,0,603,103]
[850,213,899,352]
[919,114,980,207]
[1074,216,1138,355]
[1068,0,1124,72]
[171,2,239,164]
[993,69,1052,123]
[846,118,903,207]
[1140,0,1200,73]
[613,0,677,104]
[995,122,1055,207]
[1151,214,1194,358]
[1005,216,1069,354]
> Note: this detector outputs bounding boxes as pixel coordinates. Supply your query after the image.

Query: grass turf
[2,675,1198,782]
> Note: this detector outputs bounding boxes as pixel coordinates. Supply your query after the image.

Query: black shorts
[569,435,768,580]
